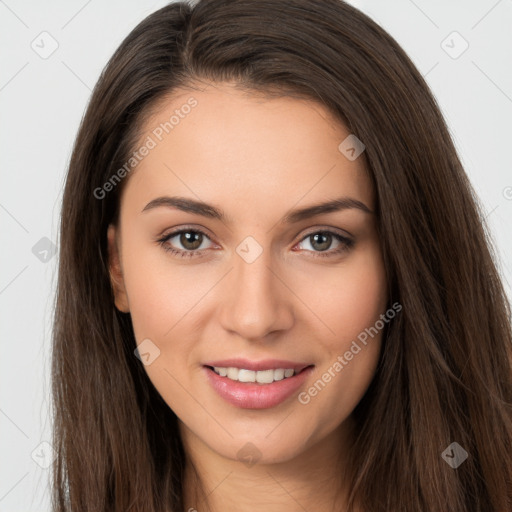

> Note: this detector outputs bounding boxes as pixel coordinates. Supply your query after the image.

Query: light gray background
[1,0,511,510]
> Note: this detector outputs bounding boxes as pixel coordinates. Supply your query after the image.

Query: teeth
[212,366,297,383]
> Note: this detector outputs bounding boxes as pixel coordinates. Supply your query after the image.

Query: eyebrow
[141,195,373,223]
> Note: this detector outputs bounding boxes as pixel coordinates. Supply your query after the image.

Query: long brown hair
[51,0,512,510]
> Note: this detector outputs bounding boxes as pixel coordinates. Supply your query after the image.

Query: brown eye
[179,231,203,250]
[309,232,333,251]
[157,228,214,257]
[295,230,354,258]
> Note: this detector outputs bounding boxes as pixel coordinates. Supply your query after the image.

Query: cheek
[120,246,205,409]
[122,261,176,343]
[333,257,386,336]
[121,238,212,342]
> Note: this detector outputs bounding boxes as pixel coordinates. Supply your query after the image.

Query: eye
[157,227,354,259]
[157,228,215,258]
[294,230,354,258]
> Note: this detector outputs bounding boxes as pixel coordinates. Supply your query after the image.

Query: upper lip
[203,358,313,373]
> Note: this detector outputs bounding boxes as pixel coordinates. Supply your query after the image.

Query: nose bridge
[218,238,293,339]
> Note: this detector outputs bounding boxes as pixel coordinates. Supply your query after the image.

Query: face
[108,82,387,465]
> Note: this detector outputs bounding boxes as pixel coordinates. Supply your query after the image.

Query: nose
[217,246,294,341]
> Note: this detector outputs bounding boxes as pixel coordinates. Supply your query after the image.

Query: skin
[108,82,387,512]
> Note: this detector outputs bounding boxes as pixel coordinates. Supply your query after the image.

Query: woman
[51,0,512,510]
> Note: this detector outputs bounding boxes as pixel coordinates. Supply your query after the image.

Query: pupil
[181,231,202,250]
[311,233,331,251]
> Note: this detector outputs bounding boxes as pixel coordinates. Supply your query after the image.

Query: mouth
[203,361,315,409]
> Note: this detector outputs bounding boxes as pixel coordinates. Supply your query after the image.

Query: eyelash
[156,227,354,259]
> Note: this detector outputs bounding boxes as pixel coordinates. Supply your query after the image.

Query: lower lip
[203,366,314,409]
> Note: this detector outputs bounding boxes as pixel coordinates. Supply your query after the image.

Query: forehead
[122,82,374,219]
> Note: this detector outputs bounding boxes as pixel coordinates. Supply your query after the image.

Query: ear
[107,224,130,313]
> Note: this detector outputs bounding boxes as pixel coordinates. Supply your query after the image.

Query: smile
[203,362,315,409]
